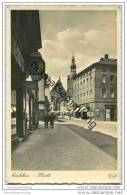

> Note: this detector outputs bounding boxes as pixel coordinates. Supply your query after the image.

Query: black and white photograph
[3,4,123,185]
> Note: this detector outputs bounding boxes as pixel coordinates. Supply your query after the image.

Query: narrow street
[12,119,117,170]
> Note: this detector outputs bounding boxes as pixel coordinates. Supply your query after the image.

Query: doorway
[105,106,115,121]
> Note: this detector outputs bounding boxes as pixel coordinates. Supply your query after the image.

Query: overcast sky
[39,10,117,89]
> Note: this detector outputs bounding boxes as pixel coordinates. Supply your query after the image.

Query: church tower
[67,55,77,98]
[70,56,76,77]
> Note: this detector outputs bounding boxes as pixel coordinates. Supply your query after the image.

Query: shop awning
[74,107,80,112]
[78,106,87,113]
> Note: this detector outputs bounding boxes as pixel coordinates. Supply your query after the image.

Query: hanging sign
[30,51,45,81]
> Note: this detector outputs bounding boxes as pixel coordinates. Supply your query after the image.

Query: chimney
[105,54,108,59]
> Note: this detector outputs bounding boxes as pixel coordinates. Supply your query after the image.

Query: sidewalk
[64,116,117,138]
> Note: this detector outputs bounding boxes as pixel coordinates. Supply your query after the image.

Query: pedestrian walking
[43,113,49,129]
[69,112,72,119]
[82,111,87,120]
[49,113,55,128]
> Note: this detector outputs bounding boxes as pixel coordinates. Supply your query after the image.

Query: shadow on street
[64,124,117,159]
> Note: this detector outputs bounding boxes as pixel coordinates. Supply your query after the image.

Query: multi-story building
[73,54,117,121]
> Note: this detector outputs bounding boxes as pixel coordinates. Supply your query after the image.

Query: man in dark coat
[43,113,49,128]
[49,113,55,128]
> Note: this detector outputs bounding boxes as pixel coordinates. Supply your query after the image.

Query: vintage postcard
[3,3,124,186]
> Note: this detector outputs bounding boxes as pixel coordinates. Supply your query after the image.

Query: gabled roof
[50,80,61,93]
[50,78,65,94]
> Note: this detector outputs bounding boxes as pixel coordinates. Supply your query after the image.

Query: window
[102,89,107,98]
[102,74,106,84]
[87,91,88,96]
[80,82,82,89]
[87,78,88,82]
[90,89,92,96]
[110,88,115,98]
[78,83,79,90]
[90,75,92,85]
[74,84,76,92]
[110,75,114,83]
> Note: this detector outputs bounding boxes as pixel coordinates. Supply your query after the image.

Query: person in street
[49,113,55,128]
[43,113,49,129]
[82,111,87,121]
[69,112,72,119]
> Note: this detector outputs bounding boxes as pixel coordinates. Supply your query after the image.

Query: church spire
[72,55,75,65]
[70,55,76,77]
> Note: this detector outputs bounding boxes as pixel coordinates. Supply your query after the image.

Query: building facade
[11,11,45,142]
[73,54,117,121]
[50,77,66,111]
